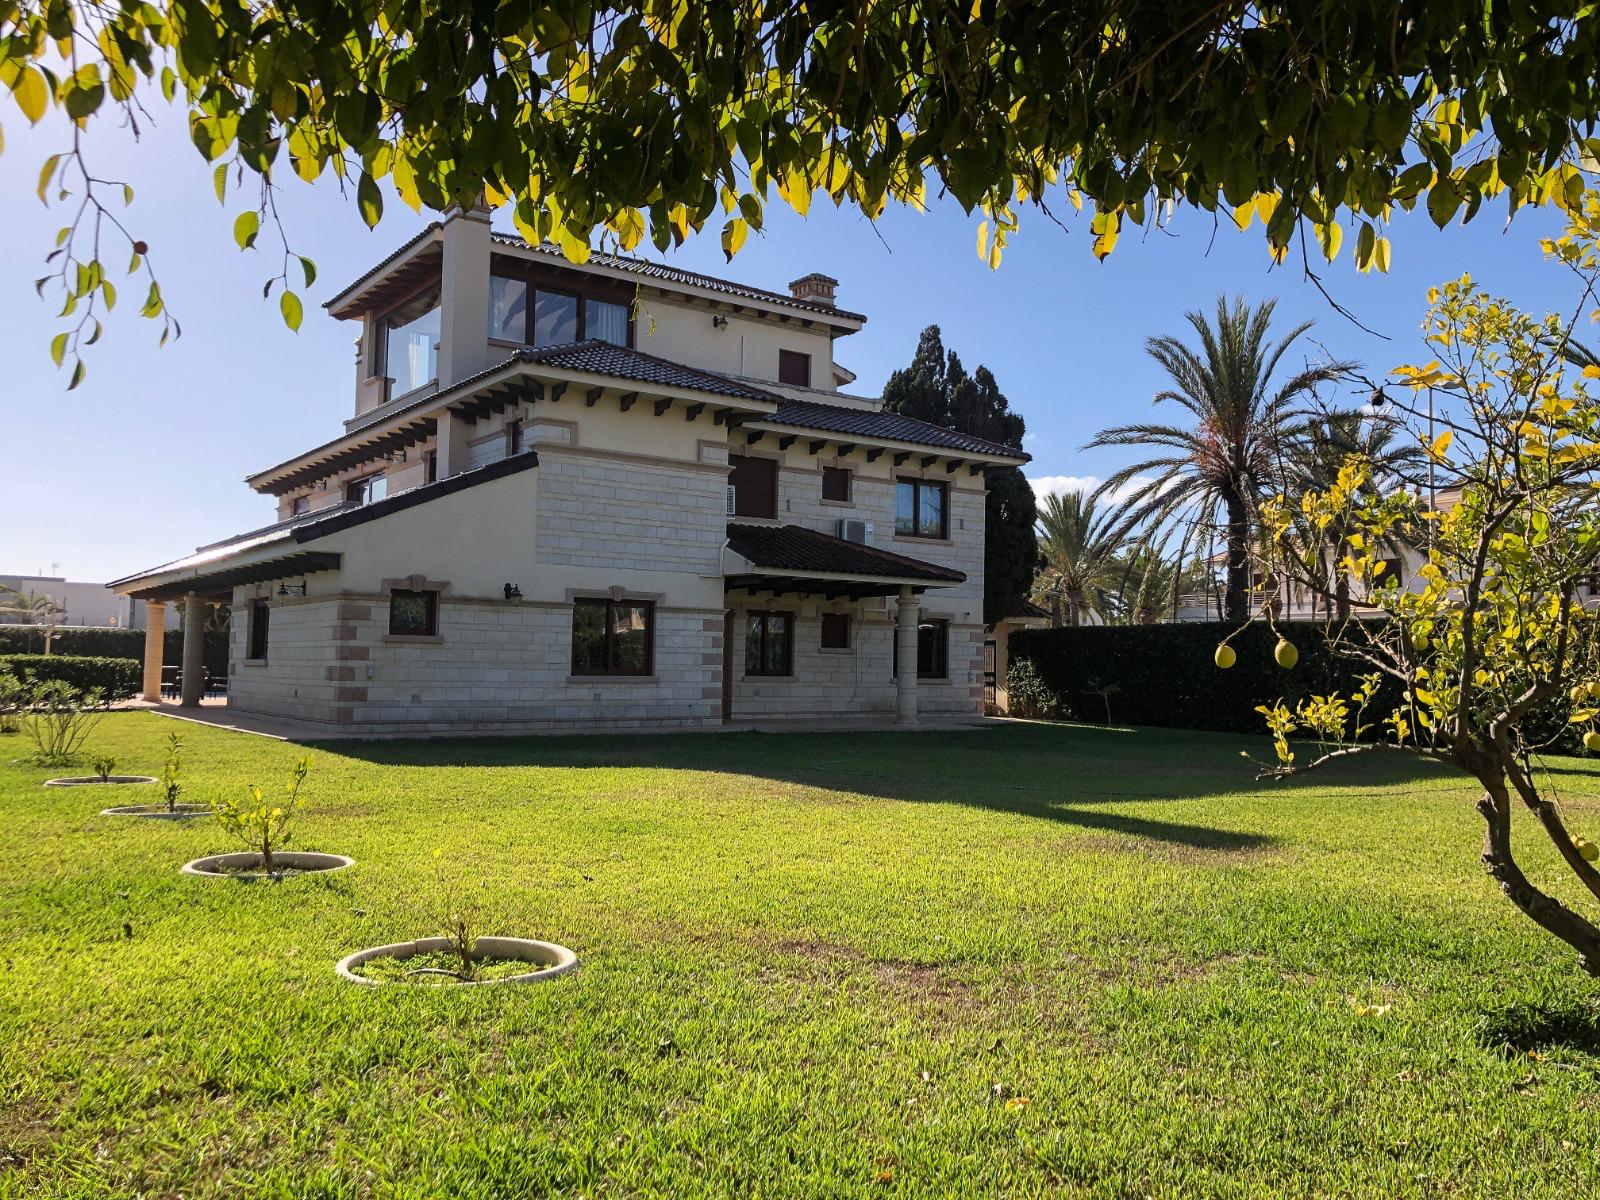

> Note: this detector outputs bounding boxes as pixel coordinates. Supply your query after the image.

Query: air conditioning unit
[838,518,871,544]
[726,484,737,516]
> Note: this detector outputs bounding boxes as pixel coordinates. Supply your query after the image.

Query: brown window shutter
[728,454,778,519]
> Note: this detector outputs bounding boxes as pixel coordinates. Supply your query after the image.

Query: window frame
[371,283,442,394]
[821,466,852,503]
[819,612,851,650]
[247,599,270,661]
[570,597,655,677]
[892,617,950,680]
[488,268,635,349]
[895,477,950,540]
[289,496,309,517]
[388,589,439,638]
[745,610,795,677]
[778,348,812,387]
[345,473,388,506]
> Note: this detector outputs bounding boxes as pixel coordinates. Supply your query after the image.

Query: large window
[489,275,630,347]
[345,474,388,506]
[894,619,949,679]
[779,349,811,387]
[895,478,948,539]
[571,598,653,676]
[375,287,441,395]
[388,589,438,637]
[728,453,778,519]
[745,611,793,676]
[247,599,270,660]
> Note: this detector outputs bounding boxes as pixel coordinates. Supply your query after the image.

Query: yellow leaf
[1583,365,1600,379]
[1373,236,1392,273]
[1427,430,1453,463]
[13,65,49,124]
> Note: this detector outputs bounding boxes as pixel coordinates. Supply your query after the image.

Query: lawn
[3,713,1599,1198]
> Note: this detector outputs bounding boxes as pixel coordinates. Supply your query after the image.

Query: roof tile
[726,523,965,584]
[765,399,1029,460]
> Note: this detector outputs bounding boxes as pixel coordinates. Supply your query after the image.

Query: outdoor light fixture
[711,314,729,329]
[503,583,523,600]
[277,580,308,597]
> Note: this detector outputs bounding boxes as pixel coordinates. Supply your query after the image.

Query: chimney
[788,272,838,307]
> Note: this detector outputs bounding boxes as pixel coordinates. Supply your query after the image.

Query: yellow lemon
[1214,644,1237,670]
[1573,684,1590,706]
[1584,731,1600,753]
[1274,638,1299,670]
[1411,633,1429,652]
[1575,836,1599,863]
[1588,682,1600,700]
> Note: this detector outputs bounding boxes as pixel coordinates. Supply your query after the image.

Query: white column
[435,204,492,389]
[141,601,166,702]
[180,594,206,707]
[433,410,471,479]
[895,586,919,727]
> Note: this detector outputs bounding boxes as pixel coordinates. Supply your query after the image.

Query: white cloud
[1027,474,1159,504]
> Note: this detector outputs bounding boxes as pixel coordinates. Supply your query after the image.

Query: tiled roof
[491,236,868,323]
[762,399,1030,461]
[513,340,781,402]
[725,523,966,584]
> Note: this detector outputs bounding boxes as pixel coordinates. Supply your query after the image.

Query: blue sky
[0,103,1581,582]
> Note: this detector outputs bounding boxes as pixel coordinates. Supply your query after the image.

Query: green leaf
[356,172,382,228]
[37,155,59,203]
[68,360,85,390]
[298,256,316,288]
[214,162,228,205]
[233,210,260,250]
[1426,180,1462,228]
[280,290,303,332]
[50,332,68,366]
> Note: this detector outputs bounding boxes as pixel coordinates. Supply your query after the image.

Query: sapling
[415,849,485,982]
[211,757,311,875]
[24,681,106,766]
[91,755,117,782]
[159,732,182,812]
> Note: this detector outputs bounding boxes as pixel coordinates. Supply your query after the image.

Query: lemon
[1575,836,1600,863]
[1274,638,1299,670]
[1584,731,1600,753]
[1214,644,1237,670]
[1411,633,1429,652]
[1588,682,1600,700]
[1573,684,1590,706]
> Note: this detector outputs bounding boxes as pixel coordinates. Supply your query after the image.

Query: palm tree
[1032,490,1125,626]
[1085,295,1356,620]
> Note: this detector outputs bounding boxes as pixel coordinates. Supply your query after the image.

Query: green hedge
[0,626,229,676]
[1007,621,1408,735]
[0,655,142,701]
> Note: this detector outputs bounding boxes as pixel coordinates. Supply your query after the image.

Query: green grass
[4,713,1600,1198]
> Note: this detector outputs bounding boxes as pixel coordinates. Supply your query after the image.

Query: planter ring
[336,936,579,987]
[101,803,211,820]
[45,775,157,787]
[181,851,355,880]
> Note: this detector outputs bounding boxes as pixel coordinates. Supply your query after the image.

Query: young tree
[1087,296,1354,620]
[1034,490,1126,626]
[8,4,1600,380]
[882,326,1037,625]
[1245,201,1600,974]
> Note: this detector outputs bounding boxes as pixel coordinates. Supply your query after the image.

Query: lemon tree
[212,756,310,873]
[1238,195,1600,976]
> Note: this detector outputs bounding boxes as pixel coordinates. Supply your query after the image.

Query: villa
[110,207,1030,735]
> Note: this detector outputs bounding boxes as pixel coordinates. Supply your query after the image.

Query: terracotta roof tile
[764,399,1029,460]
[515,340,781,402]
[725,523,965,584]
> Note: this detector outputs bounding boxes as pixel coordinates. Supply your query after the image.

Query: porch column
[895,586,919,727]
[179,594,206,707]
[140,601,166,702]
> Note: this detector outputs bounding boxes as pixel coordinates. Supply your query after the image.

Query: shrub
[1004,657,1061,720]
[0,655,141,701]
[1007,621,1406,735]
[23,681,108,766]
[91,755,118,782]
[212,757,311,873]
[0,627,230,677]
[0,671,23,733]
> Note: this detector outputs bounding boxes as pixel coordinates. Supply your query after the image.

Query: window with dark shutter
[821,466,852,502]
[820,613,850,649]
[247,600,270,660]
[778,349,811,387]
[728,453,778,519]
[506,418,524,455]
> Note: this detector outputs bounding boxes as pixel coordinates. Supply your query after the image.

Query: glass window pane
[895,481,916,535]
[367,474,388,504]
[612,603,649,673]
[572,602,607,673]
[746,614,764,674]
[586,298,629,345]
[765,614,790,674]
[383,288,440,394]
[390,591,433,635]
[489,276,529,342]
[534,291,579,347]
[918,483,944,537]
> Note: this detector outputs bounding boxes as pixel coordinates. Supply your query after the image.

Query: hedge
[0,626,229,676]
[0,655,142,701]
[1006,621,1409,736]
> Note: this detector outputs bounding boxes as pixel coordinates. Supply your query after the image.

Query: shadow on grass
[1477,1000,1600,1057]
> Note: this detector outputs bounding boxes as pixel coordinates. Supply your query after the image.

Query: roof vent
[788,273,838,307]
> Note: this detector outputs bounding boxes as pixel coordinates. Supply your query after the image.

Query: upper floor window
[728,454,778,519]
[346,474,388,506]
[424,450,438,484]
[375,286,441,395]
[571,598,653,676]
[506,418,524,455]
[289,496,309,517]
[895,478,947,539]
[821,466,852,502]
[779,349,811,387]
[489,274,630,348]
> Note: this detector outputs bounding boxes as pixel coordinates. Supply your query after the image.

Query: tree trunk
[1224,492,1250,622]
[1477,774,1600,976]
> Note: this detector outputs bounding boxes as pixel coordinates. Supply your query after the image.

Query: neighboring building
[0,573,175,630]
[110,208,1029,733]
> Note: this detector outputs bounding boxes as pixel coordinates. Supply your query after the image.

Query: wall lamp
[503,583,523,600]
[711,314,729,330]
[277,580,308,597]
